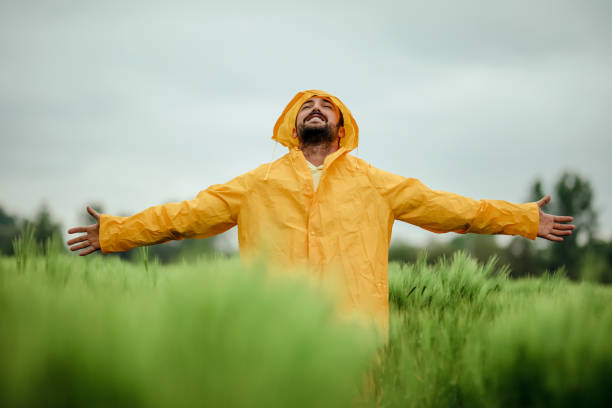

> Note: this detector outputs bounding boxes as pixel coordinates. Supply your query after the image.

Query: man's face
[294,97,343,146]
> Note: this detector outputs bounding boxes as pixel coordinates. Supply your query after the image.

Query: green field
[1,236,611,407]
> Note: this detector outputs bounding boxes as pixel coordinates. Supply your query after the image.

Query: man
[67,89,574,333]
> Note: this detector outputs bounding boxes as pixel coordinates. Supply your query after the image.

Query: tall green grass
[1,232,611,407]
[373,252,612,407]
[0,236,378,408]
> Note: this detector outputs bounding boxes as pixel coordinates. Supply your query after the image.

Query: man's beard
[297,122,337,147]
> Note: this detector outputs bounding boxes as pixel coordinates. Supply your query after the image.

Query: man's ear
[292,128,297,139]
[338,127,345,139]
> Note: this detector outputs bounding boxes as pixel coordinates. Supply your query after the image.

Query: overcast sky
[1,0,611,248]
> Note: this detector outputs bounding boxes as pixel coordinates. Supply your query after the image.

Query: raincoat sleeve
[98,174,249,253]
[366,165,539,239]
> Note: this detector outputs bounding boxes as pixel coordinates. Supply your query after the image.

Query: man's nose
[309,108,325,119]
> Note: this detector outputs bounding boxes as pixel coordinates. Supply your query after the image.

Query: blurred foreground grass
[1,236,612,407]
[0,242,378,408]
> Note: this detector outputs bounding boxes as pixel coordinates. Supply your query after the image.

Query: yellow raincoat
[100,90,539,334]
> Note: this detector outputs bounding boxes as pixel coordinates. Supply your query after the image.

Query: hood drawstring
[264,141,279,181]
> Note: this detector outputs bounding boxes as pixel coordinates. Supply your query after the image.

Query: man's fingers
[554,216,574,223]
[79,247,99,256]
[67,226,88,234]
[67,235,89,245]
[552,229,572,236]
[545,234,564,242]
[537,195,551,208]
[554,223,575,230]
[70,241,91,251]
[87,205,101,221]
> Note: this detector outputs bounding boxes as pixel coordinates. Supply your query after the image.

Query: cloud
[1,0,611,244]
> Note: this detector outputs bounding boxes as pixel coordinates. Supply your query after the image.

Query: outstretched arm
[367,165,573,241]
[67,174,249,255]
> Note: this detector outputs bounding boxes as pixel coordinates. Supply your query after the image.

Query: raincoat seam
[363,161,396,218]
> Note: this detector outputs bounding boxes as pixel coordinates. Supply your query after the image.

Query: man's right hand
[67,206,101,256]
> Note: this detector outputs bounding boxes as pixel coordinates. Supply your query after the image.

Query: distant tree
[388,242,420,264]
[149,237,217,263]
[554,172,597,241]
[0,207,16,226]
[0,206,20,255]
[551,172,597,279]
[0,204,64,255]
[31,204,63,245]
[526,171,598,279]
[445,235,501,264]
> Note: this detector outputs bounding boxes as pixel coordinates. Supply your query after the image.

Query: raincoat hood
[272,90,359,151]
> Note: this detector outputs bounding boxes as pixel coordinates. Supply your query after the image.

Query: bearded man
[67,90,575,334]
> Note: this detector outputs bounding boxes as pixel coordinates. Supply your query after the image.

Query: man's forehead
[301,96,336,106]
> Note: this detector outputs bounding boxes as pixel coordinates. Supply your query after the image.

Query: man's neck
[300,140,340,167]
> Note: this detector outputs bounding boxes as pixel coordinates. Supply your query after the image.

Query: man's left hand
[537,195,575,242]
